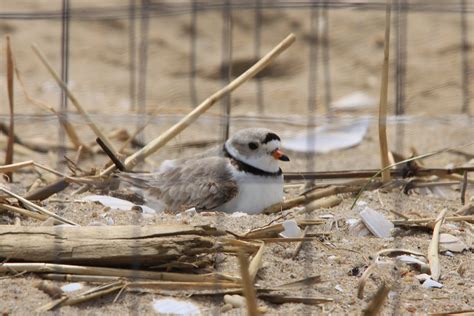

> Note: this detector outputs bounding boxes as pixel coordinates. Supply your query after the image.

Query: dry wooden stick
[100,33,296,176]
[5,36,15,182]
[0,187,78,226]
[32,44,118,157]
[378,2,392,182]
[238,252,260,316]
[96,137,126,171]
[428,208,447,281]
[24,178,69,201]
[264,185,363,214]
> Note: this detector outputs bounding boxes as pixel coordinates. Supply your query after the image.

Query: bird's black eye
[248,142,259,150]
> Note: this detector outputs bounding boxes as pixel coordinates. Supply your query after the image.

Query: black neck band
[223,145,282,177]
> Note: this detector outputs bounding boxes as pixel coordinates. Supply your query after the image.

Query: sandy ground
[0,1,473,315]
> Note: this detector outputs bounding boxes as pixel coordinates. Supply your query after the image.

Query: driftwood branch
[0,225,244,268]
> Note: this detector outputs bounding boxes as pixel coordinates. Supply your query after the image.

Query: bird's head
[225,128,289,173]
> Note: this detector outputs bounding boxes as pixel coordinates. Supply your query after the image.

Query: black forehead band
[262,132,280,144]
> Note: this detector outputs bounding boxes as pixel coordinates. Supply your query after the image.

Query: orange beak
[272,149,290,161]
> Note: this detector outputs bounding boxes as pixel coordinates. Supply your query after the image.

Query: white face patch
[226,140,282,173]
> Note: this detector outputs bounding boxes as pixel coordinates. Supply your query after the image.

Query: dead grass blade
[430,310,474,316]
[100,33,296,175]
[378,2,392,182]
[243,219,325,239]
[361,282,391,316]
[0,203,48,221]
[248,242,264,282]
[264,185,363,214]
[14,65,87,151]
[23,178,69,201]
[5,36,15,182]
[357,262,377,299]
[272,275,322,290]
[392,215,473,226]
[258,294,333,305]
[0,186,78,226]
[38,281,126,311]
[0,262,239,283]
[291,226,309,259]
[428,208,448,281]
[32,44,118,157]
[351,141,474,209]
[238,252,260,316]
[460,171,468,204]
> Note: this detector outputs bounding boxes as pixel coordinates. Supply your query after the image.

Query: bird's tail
[117,172,157,189]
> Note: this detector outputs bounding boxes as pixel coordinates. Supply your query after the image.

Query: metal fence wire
[0,0,473,315]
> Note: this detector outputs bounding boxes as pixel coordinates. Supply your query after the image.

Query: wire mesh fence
[0,1,473,314]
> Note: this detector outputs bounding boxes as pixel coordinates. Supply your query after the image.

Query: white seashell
[279,220,303,238]
[359,207,394,238]
[152,298,200,315]
[61,283,83,293]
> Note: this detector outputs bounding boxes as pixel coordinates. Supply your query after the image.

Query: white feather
[217,168,283,214]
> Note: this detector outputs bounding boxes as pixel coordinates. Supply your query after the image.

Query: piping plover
[120,128,290,214]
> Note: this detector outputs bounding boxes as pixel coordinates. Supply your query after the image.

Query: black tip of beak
[279,154,290,162]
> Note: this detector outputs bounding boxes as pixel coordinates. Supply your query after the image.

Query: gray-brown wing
[120,156,238,211]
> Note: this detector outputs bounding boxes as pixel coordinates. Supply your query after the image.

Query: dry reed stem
[361,282,391,316]
[238,252,260,316]
[248,242,264,282]
[375,248,426,259]
[455,203,474,216]
[264,185,362,214]
[0,262,239,283]
[304,195,342,212]
[39,281,126,311]
[461,171,468,204]
[5,36,15,182]
[443,174,474,185]
[0,203,48,221]
[392,215,473,226]
[0,160,70,181]
[357,262,377,299]
[118,106,163,153]
[41,274,121,283]
[0,160,34,173]
[428,208,448,281]
[100,33,296,176]
[378,2,392,182]
[0,187,78,226]
[14,65,87,151]
[41,274,241,290]
[127,280,242,291]
[243,219,325,239]
[257,294,333,305]
[292,226,309,259]
[32,44,118,157]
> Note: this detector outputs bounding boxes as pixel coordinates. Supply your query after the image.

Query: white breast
[217,169,284,214]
